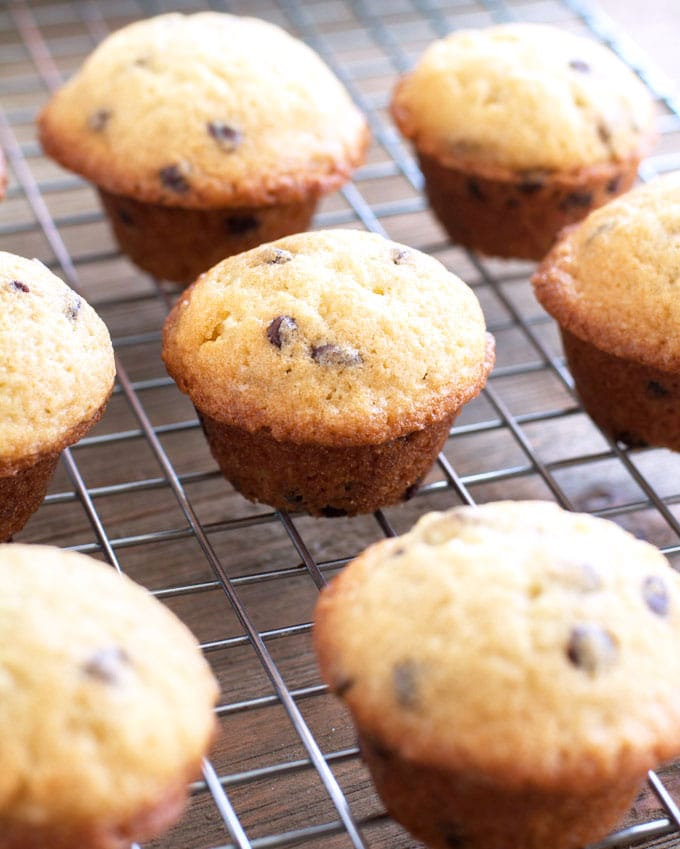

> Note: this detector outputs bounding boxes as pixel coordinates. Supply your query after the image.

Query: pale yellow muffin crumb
[0,252,115,473]
[314,500,680,849]
[0,544,219,848]
[392,23,654,172]
[38,12,368,209]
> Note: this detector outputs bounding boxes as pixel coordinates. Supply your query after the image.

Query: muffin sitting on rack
[0,543,219,849]
[38,12,369,284]
[391,23,656,260]
[162,229,494,517]
[314,500,680,849]
[0,251,115,541]
[532,171,680,451]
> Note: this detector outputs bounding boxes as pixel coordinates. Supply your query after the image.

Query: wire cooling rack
[2,0,680,847]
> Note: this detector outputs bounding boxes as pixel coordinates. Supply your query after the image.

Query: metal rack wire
[2,0,680,847]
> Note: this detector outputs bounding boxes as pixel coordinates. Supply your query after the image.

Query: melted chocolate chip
[392,247,411,265]
[118,207,134,226]
[597,122,612,145]
[65,293,82,321]
[393,659,419,709]
[9,280,29,293]
[267,315,298,349]
[311,344,362,367]
[569,59,591,73]
[642,575,669,616]
[320,505,348,518]
[83,646,131,684]
[567,624,617,674]
[647,380,670,397]
[363,734,393,760]
[227,215,259,235]
[261,246,293,265]
[88,108,111,132]
[333,676,355,697]
[159,164,190,194]
[607,175,622,194]
[518,170,547,194]
[467,178,486,201]
[207,121,242,152]
[440,823,467,849]
[559,191,593,212]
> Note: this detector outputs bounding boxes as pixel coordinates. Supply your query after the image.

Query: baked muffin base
[0,452,60,542]
[198,409,459,517]
[98,189,318,284]
[417,152,640,260]
[0,399,112,541]
[359,732,641,849]
[561,328,680,450]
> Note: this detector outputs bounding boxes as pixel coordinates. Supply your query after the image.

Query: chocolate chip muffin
[391,23,656,260]
[38,12,369,284]
[162,229,494,517]
[532,172,680,450]
[314,500,680,849]
[0,543,219,849]
[0,252,115,541]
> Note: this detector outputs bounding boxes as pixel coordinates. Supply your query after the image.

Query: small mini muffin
[391,23,656,260]
[38,12,369,284]
[0,543,219,849]
[162,229,494,517]
[314,501,680,849]
[532,172,680,450]
[0,252,115,541]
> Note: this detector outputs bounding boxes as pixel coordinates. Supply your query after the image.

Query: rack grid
[2,0,680,847]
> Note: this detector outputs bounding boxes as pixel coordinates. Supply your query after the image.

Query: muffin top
[0,252,115,473]
[162,229,494,446]
[314,500,680,789]
[38,12,369,208]
[391,23,655,173]
[0,543,218,833]
[532,173,680,371]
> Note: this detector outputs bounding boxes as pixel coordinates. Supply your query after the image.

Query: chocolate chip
[159,164,190,194]
[402,480,422,501]
[642,575,669,616]
[207,120,242,152]
[9,280,29,293]
[333,675,355,697]
[559,191,593,212]
[597,122,612,145]
[647,380,670,397]
[569,59,591,73]
[439,823,467,849]
[393,659,419,709]
[267,315,298,349]
[518,170,547,194]
[226,215,259,235]
[607,175,622,194]
[392,247,411,265]
[261,246,293,265]
[467,178,486,201]
[567,624,617,674]
[65,293,81,321]
[83,646,131,684]
[311,344,362,367]
[118,207,134,226]
[320,505,348,518]
[284,491,304,504]
[88,108,111,132]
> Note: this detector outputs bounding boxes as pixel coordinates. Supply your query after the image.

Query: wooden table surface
[1,1,680,849]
